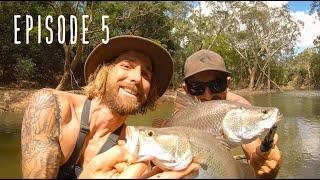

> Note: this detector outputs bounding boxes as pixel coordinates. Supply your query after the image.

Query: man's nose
[200,87,213,101]
[128,67,142,84]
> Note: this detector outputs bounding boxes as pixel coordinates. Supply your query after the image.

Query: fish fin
[215,135,233,151]
[175,89,200,112]
[219,139,233,151]
[152,118,171,128]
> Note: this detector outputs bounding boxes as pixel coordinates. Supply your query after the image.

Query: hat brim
[84,35,173,98]
[184,68,231,80]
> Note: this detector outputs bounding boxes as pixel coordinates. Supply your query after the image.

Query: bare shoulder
[21,88,87,178]
[27,88,67,106]
[226,91,251,106]
[26,88,86,123]
[21,88,65,178]
[26,89,68,119]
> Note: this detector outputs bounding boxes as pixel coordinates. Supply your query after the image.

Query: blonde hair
[83,62,159,114]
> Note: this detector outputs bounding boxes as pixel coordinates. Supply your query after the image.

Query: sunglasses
[186,79,227,96]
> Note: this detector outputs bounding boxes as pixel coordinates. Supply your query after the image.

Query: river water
[0,90,319,178]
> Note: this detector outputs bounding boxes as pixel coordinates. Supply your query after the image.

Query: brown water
[0,90,319,178]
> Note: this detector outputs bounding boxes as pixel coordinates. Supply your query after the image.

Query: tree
[310,1,320,18]
[0,2,64,87]
[227,2,301,91]
[49,1,95,90]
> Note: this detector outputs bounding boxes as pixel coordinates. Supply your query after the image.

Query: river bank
[0,86,303,113]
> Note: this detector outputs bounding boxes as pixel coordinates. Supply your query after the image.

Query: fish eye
[262,110,268,114]
[147,131,154,137]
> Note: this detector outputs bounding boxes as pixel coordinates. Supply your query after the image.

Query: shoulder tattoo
[21,89,63,178]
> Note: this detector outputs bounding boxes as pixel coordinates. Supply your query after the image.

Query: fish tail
[152,118,171,128]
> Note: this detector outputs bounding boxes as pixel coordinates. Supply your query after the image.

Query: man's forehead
[115,51,152,71]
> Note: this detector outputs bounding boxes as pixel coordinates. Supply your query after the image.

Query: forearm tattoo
[21,89,62,178]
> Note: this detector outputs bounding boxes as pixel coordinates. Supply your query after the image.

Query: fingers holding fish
[148,162,200,179]
[273,133,279,146]
[116,161,149,179]
[140,166,163,179]
[250,144,282,178]
[256,144,282,164]
[117,140,127,146]
[242,138,262,160]
[256,162,281,179]
[79,144,140,179]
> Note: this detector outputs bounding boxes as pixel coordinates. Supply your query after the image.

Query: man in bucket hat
[180,49,282,178]
[21,35,199,179]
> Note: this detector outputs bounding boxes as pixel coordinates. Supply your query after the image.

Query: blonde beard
[104,82,144,116]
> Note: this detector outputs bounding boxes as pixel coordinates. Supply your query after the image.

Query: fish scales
[126,126,254,178]
[157,99,281,147]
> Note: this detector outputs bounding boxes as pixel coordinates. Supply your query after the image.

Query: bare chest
[79,134,110,168]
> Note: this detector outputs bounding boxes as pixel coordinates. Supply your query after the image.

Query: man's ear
[227,76,232,88]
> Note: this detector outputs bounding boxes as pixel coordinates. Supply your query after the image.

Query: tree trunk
[268,65,270,91]
[248,61,257,91]
[56,44,71,90]
[56,71,70,90]
[240,59,243,86]
[257,62,283,92]
[55,2,94,91]
[248,51,259,91]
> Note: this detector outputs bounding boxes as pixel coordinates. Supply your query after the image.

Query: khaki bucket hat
[84,35,173,98]
[184,49,230,80]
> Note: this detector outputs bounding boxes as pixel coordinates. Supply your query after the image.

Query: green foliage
[0,1,319,90]
[211,35,245,88]
[270,61,286,86]
[14,57,37,81]
[0,2,64,87]
[311,52,320,88]
[282,48,320,89]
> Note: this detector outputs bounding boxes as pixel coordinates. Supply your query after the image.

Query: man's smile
[119,86,139,98]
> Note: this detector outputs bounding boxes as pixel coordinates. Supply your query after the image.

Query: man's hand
[242,134,282,179]
[79,144,148,179]
[79,141,200,179]
[141,163,200,179]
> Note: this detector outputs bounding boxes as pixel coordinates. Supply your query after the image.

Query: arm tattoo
[21,89,62,178]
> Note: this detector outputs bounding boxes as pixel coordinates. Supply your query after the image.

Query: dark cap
[84,35,173,98]
[184,49,230,80]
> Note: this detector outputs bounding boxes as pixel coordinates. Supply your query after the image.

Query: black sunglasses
[186,79,227,96]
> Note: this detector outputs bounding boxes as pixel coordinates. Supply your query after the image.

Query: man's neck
[88,97,126,138]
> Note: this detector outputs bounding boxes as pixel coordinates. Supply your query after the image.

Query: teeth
[122,87,137,96]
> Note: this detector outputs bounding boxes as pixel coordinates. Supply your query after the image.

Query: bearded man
[20,35,199,179]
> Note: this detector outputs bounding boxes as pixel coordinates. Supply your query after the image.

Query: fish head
[222,106,282,145]
[125,126,193,170]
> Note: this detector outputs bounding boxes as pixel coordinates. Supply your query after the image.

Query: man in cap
[177,49,282,178]
[20,35,199,179]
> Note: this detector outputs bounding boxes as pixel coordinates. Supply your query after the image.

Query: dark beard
[104,83,143,116]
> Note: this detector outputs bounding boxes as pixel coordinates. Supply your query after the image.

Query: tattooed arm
[21,89,63,178]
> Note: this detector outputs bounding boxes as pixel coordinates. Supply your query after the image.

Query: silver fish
[153,91,282,148]
[125,126,255,179]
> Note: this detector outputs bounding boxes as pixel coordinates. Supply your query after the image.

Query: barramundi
[153,91,282,148]
[125,126,255,179]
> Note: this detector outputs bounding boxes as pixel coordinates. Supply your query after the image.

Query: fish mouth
[262,108,282,123]
[125,126,140,157]
[125,126,193,171]
[125,126,174,163]
[223,108,281,145]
